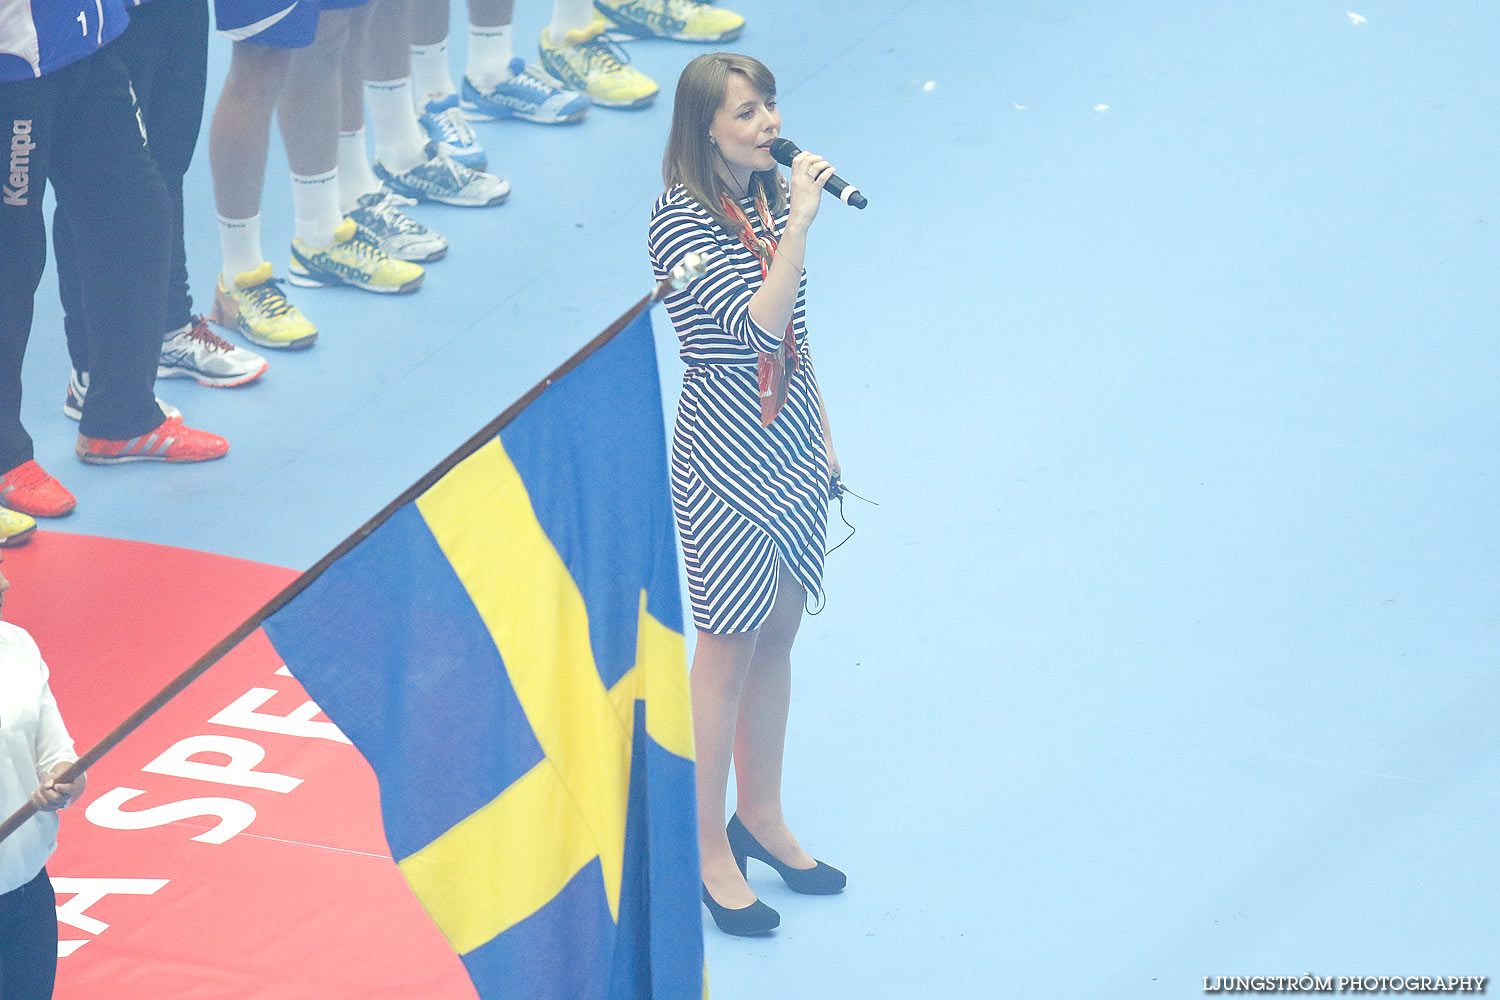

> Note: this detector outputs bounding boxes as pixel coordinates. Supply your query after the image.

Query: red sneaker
[75,415,229,465]
[0,459,78,517]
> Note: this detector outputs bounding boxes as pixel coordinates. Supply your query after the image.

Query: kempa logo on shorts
[4,120,35,207]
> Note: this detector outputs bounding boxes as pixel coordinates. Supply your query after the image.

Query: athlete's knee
[307,9,355,53]
[223,42,293,105]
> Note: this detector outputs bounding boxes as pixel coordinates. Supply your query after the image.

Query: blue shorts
[213,0,366,48]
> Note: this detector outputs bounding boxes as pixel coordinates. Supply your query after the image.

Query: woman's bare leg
[692,628,760,907]
[733,563,816,868]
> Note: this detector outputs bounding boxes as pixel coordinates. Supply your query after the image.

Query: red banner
[3,532,477,1000]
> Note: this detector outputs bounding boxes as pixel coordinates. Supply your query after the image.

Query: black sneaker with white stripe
[347,188,449,262]
[374,141,510,208]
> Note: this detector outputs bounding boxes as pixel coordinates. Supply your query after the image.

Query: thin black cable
[823,479,878,557]
[804,479,878,616]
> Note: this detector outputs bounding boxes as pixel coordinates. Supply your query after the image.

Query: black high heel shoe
[727,814,847,895]
[701,883,780,936]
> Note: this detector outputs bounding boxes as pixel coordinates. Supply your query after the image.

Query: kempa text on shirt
[5,120,36,207]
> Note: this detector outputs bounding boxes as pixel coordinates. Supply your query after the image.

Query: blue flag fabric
[262,309,704,1000]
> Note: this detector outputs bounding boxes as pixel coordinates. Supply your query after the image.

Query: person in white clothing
[0,552,86,1000]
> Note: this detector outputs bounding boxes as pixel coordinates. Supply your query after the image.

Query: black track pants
[0,42,169,469]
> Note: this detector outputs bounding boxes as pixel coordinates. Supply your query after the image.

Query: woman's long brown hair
[663,52,787,231]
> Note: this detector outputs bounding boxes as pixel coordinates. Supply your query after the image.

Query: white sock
[466,24,514,90]
[550,0,595,41]
[338,129,383,213]
[365,78,430,173]
[290,168,342,249]
[217,213,264,286]
[411,39,458,103]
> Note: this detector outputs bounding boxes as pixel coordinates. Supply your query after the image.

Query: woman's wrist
[777,226,809,270]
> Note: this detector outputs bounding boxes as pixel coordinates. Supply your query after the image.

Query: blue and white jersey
[212,0,315,49]
[0,0,129,81]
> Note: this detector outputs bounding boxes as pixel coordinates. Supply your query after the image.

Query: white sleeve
[33,658,77,777]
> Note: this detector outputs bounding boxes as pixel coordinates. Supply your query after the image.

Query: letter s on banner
[141,734,302,792]
[86,788,257,844]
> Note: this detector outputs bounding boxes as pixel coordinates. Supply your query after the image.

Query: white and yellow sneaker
[289,218,424,294]
[595,0,745,43]
[210,261,319,350]
[0,506,37,547]
[539,15,658,109]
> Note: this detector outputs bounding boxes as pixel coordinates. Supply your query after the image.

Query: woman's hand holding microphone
[786,149,837,232]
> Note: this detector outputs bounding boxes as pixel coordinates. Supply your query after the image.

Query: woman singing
[649,52,846,937]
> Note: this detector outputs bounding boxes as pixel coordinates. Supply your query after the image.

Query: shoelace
[370,193,427,235]
[511,71,551,97]
[420,147,469,185]
[244,279,299,318]
[511,64,564,98]
[518,59,572,90]
[574,27,629,73]
[432,107,477,147]
[441,155,487,186]
[340,235,387,264]
[184,317,235,354]
[357,196,402,237]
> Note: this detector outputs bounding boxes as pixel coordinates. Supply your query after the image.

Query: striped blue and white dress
[649,185,829,634]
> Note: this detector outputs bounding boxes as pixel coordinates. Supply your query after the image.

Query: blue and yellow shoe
[539,16,658,109]
[594,0,745,42]
[210,262,319,351]
[289,218,425,294]
[0,506,36,547]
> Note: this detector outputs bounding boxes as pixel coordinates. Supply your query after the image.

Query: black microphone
[769,138,867,210]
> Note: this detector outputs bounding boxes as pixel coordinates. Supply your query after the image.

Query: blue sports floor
[16,1,1500,995]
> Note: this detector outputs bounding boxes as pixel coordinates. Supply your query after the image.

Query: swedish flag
[263,309,704,1000]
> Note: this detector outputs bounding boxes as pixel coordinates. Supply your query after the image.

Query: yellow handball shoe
[210,261,319,351]
[594,0,745,43]
[539,16,658,109]
[288,218,424,295]
[1,506,37,547]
